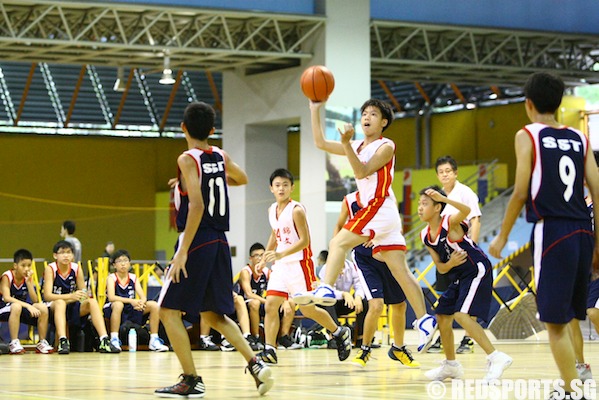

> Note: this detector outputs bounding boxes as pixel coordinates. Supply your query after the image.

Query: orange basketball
[300,65,335,102]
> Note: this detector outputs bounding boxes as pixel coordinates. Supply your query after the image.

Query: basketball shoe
[9,339,25,355]
[257,347,278,364]
[277,335,302,350]
[333,326,352,361]
[155,374,205,398]
[35,339,54,354]
[293,284,336,307]
[413,314,438,353]
[198,335,219,351]
[351,347,372,368]
[577,362,593,382]
[246,357,274,395]
[482,351,513,382]
[456,336,474,354]
[58,337,70,355]
[425,360,464,381]
[388,344,420,368]
[99,336,121,353]
[427,336,443,353]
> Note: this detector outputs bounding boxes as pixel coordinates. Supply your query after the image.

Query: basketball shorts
[0,304,39,325]
[533,218,593,323]
[266,259,316,298]
[343,197,406,254]
[158,230,234,322]
[103,303,144,325]
[435,260,492,321]
[587,279,599,310]
[351,248,406,304]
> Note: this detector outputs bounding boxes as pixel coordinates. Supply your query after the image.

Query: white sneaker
[413,314,438,353]
[425,360,464,381]
[483,351,513,382]
[220,339,236,352]
[149,337,169,352]
[293,284,336,307]
[110,337,122,351]
[36,339,54,354]
[9,339,25,355]
[576,362,593,382]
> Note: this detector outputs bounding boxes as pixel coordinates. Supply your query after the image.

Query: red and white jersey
[268,200,313,263]
[351,137,397,205]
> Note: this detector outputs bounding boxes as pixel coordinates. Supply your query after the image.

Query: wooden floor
[1,331,597,400]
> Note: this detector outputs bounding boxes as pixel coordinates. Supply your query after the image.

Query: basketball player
[428,155,482,354]
[336,191,419,369]
[419,186,512,381]
[256,168,352,365]
[489,72,599,397]
[295,99,437,353]
[155,102,273,397]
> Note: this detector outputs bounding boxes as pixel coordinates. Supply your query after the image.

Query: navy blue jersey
[0,271,29,307]
[420,216,489,281]
[240,265,269,299]
[48,262,79,295]
[525,123,590,222]
[174,146,230,232]
[108,272,136,299]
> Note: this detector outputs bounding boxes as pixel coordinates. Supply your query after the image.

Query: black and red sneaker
[155,374,205,398]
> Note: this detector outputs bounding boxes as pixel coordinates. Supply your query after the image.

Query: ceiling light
[113,66,126,92]
[159,54,176,85]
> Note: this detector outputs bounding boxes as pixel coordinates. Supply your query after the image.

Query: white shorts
[344,197,406,254]
[266,259,317,298]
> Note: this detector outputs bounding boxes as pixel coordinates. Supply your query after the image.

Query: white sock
[110,332,118,339]
[332,326,342,336]
[446,359,459,366]
[150,333,158,340]
[99,335,108,341]
[265,344,276,351]
[10,339,19,345]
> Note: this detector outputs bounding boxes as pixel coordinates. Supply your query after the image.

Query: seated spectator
[0,249,53,354]
[43,240,119,354]
[103,249,169,352]
[239,243,297,350]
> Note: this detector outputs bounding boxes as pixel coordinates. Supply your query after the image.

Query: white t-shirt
[441,180,481,221]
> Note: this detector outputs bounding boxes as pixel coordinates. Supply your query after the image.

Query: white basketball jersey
[268,200,312,263]
[351,137,397,205]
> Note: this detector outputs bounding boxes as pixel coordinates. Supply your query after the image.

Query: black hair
[14,248,33,264]
[269,168,294,185]
[249,242,265,256]
[318,250,328,263]
[62,220,76,234]
[419,185,447,214]
[435,155,458,172]
[360,99,394,132]
[110,249,131,264]
[523,72,564,114]
[183,101,216,140]
[53,240,74,253]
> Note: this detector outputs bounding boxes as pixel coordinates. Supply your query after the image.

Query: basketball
[300,65,335,102]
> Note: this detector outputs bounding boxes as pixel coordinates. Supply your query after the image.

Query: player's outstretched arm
[310,101,345,155]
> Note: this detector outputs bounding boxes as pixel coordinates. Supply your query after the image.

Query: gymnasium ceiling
[1,0,599,132]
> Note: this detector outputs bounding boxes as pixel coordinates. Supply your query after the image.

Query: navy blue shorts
[533,218,593,323]
[158,230,234,322]
[587,279,599,310]
[351,248,406,304]
[0,304,39,325]
[435,259,493,322]
[103,303,144,325]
